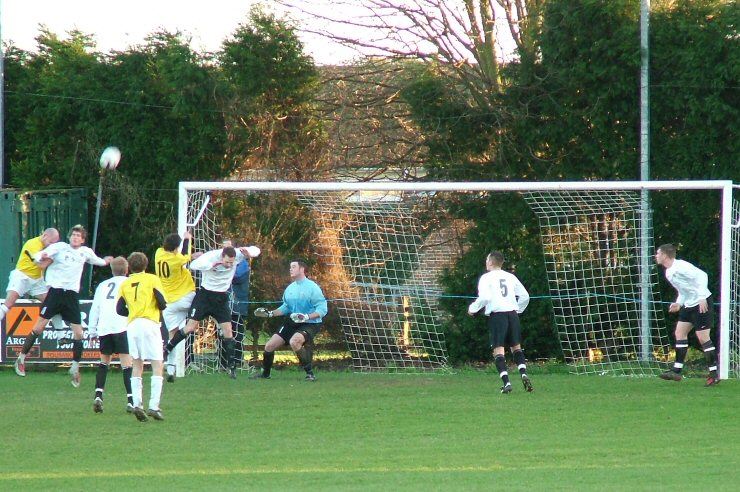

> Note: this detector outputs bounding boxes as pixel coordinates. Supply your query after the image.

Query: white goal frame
[179,180,735,379]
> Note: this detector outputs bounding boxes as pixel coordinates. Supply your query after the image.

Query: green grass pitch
[1,367,739,491]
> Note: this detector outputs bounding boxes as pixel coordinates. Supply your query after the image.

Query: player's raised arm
[189,249,220,271]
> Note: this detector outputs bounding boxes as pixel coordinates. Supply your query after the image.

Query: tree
[278,0,740,362]
[219,7,322,180]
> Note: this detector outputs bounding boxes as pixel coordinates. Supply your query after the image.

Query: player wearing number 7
[468,251,533,394]
[117,252,167,422]
[252,259,328,382]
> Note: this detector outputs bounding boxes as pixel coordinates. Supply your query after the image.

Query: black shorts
[99,331,130,356]
[189,288,231,324]
[487,311,522,349]
[39,287,81,325]
[275,318,322,344]
[678,296,714,330]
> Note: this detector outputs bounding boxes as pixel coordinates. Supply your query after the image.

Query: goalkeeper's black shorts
[276,319,322,344]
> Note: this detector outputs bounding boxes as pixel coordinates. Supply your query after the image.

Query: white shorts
[6,270,48,298]
[127,318,164,361]
[162,291,195,332]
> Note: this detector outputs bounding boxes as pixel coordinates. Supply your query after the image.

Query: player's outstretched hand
[254,307,272,318]
[290,313,309,323]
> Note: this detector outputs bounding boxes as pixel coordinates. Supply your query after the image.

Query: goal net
[730,199,740,378]
[182,188,457,374]
[523,190,668,375]
[177,181,736,379]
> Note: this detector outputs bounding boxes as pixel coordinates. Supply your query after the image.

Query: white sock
[0,304,8,321]
[149,376,164,410]
[131,377,143,408]
[50,314,64,329]
[71,360,80,373]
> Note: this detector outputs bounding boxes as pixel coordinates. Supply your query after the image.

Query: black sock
[296,345,313,373]
[166,328,187,352]
[513,349,527,376]
[21,331,39,355]
[674,339,689,373]
[72,339,83,362]
[495,354,510,385]
[702,340,718,376]
[263,351,275,377]
[95,363,109,399]
[122,366,133,405]
[223,337,236,369]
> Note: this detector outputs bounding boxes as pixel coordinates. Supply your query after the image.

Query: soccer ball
[99,146,121,170]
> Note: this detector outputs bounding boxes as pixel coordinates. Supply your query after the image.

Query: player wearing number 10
[468,251,534,394]
[155,231,202,382]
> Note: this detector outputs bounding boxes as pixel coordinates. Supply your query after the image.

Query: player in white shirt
[14,225,112,387]
[468,251,534,394]
[163,245,257,379]
[655,243,719,386]
[88,256,134,414]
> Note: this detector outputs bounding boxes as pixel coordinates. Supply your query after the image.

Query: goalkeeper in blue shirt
[253,259,328,381]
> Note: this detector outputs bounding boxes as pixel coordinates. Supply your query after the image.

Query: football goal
[176,180,737,379]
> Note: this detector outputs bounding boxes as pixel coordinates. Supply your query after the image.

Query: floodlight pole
[88,171,105,295]
[0,1,5,188]
[639,0,652,362]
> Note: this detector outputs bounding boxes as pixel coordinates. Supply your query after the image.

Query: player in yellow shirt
[155,230,202,381]
[0,228,59,322]
[116,252,167,422]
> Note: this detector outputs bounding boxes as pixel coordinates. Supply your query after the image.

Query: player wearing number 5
[155,231,202,382]
[468,251,533,394]
[252,259,328,382]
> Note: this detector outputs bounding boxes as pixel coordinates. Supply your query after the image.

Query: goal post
[178,180,735,378]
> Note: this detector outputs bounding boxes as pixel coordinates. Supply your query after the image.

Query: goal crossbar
[179,180,732,193]
[179,180,735,378]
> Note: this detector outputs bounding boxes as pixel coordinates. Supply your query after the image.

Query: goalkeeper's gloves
[290,313,309,323]
[254,307,272,318]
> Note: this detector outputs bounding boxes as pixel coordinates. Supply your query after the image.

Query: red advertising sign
[2,299,101,363]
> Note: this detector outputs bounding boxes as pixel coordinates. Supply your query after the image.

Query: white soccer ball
[99,146,121,170]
